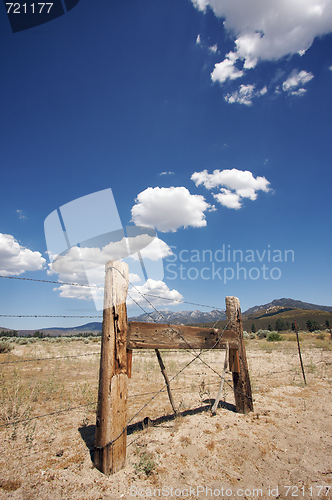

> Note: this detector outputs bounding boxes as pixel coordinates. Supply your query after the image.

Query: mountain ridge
[1,298,331,335]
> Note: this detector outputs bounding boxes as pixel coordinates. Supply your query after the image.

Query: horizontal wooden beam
[127,321,238,350]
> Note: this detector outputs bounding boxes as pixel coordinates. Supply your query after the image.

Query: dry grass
[0,337,331,499]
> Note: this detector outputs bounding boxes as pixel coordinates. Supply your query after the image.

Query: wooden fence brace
[94,267,253,475]
[225,296,253,414]
[94,260,129,475]
[155,349,178,415]
[211,342,229,415]
[127,349,133,378]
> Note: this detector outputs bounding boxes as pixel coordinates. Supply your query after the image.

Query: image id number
[283,485,331,496]
[6,3,53,14]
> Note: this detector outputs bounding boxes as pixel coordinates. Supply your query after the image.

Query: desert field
[0,334,331,500]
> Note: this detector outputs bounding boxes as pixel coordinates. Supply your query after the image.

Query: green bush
[267,331,282,342]
[17,338,29,345]
[0,340,13,353]
[256,329,269,339]
[134,452,156,476]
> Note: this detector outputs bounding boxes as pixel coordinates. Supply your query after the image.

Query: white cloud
[191,168,271,209]
[213,189,242,209]
[129,273,141,283]
[0,233,46,276]
[282,69,314,93]
[128,279,183,308]
[291,88,307,96]
[50,232,168,275]
[224,84,256,106]
[129,237,173,261]
[208,44,218,53]
[131,186,211,232]
[329,65,332,71]
[159,171,175,175]
[192,0,332,86]
[51,239,128,274]
[54,283,97,301]
[224,84,269,105]
[211,52,243,84]
[49,234,172,302]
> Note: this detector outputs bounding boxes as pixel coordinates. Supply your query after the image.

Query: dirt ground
[0,336,331,500]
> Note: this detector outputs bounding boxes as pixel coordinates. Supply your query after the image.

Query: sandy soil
[0,337,331,500]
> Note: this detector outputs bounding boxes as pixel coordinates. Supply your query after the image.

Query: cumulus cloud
[51,239,128,274]
[0,233,46,276]
[191,168,271,209]
[192,0,332,89]
[282,69,314,93]
[213,189,241,209]
[129,237,173,261]
[224,84,268,105]
[224,84,255,106]
[131,186,211,232]
[211,52,243,84]
[55,283,97,301]
[50,232,171,274]
[128,279,183,308]
[49,234,172,303]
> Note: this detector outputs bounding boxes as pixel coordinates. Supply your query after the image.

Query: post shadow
[78,399,236,463]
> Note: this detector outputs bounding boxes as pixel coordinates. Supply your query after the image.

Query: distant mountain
[2,299,331,336]
[129,309,226,325]
[45,322,103,332]
[9,322,103,337]
[243,298,332,318]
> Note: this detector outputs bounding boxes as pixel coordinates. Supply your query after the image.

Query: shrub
[243,331,250,339]
[134,452,156,476]
[256,329,269,339]
[0,340,13,353]
[17,338,28,345]
[267,331,282,342]
[317,332,325,340]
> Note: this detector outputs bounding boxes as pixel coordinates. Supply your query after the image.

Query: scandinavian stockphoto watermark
[165,245,295,282]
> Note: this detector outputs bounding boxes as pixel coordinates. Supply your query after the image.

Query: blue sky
[0,0,331,330]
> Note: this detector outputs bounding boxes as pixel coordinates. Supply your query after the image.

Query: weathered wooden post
[94,260,129,475]
[226,296,253,414]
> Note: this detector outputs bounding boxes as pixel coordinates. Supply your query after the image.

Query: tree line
[251,318,330,333]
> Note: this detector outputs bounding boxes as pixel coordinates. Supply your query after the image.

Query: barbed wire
[0,314,102,318]
[93,266,236,452]
[0,266,252,455]
[0,352,100,365]
[0,401,98,428]
[0,274,225,311]
[0,274,100,288]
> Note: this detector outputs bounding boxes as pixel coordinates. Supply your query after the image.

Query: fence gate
[94,260,253,475]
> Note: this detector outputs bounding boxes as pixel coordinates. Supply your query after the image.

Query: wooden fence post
[94,260,129,475]
[225,296,253,414]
